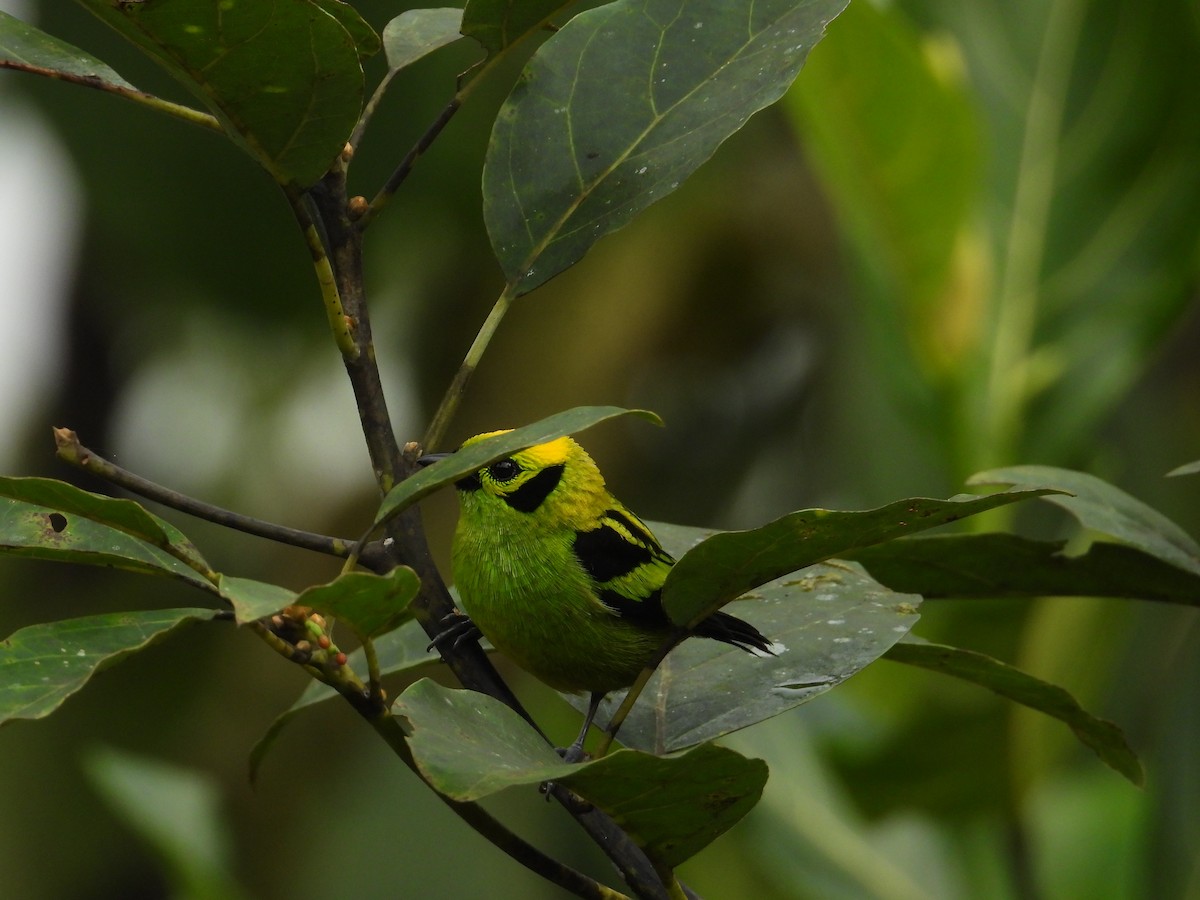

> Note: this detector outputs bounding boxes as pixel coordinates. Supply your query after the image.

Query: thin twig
[51,427,392,564]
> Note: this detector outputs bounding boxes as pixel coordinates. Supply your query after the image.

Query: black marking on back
[501,463,564,513]
[574,518,654,582]
[597,587,670,627]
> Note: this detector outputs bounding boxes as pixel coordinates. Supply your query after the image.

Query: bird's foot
[426,610,482,653]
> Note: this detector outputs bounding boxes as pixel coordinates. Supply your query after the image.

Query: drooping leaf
[78,0,367,186]
[218,576,297,624]
[483,0,849,294]
[295,567,419,639]
[1,9,136,88]
[0,487,217,593]
[885,638,1144,786]
[375,405,661,527]
[248,620,444,782]
[396,678,767,866]
[847,533,1200,606]
[661,486,1059,628]
[85,747,251,900]
[461,0,569,55]
[970,466,1200,576]
[0,608,217,725]
[582,539,921,754]
[382,8,464,72]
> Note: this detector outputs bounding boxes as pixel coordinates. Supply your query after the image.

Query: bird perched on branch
[421,431,774,760]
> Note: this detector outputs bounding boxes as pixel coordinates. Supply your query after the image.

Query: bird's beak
[417,452,452,467]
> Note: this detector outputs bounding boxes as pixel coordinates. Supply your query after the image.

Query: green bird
[421,431,775,760]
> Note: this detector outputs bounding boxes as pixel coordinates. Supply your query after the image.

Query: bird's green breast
[451,515,666,693]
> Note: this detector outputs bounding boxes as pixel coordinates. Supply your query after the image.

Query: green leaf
[0,484,217,592]
[78,0,365,186]
[374,405,661,527]
[0,608,216,725]
[1,9,136,88]
[218,576,296,624]
[483,0,848,294]
[382,8,464,72]
[85,747,252,900]
[295,567,419,639]
[847,533,1200,606]
[248,620,442,782]
[1167,459,1200,478]
[783,0,982,376]
[311,0,380,61]
[397,678,767,866]
[885,638,1144,786]
[587,530,921,753]
[970,466,1200,577]
[461,0,569,55]
[661,486,1058,628]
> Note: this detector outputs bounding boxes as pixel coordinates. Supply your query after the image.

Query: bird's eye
[488,459,521,482]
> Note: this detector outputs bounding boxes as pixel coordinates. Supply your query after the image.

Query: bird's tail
[693,610,776,656]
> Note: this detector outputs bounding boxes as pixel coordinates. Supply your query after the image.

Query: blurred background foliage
[1,0,1198,897]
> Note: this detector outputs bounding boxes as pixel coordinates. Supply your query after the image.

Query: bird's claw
[426,610,482,653]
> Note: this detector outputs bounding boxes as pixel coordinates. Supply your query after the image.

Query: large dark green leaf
[848,533,1200,606]
[396,678,767,866]
[885,638,1143,786]
[77,0,367,186]
[661,487,1058,628]
[483,0,848,294]
[374,405,660,527]
[0,609,217,725]
[971,466,1200,577]
[584,528,921,753]
[461,0,570,55]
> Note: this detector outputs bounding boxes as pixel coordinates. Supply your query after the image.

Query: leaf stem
[422,285,515,450]
[0,62,222,132]
[287,188,359,362]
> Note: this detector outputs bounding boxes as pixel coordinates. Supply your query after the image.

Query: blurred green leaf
[85,746,251,900]
[848,533,1200,606]
[661,487,1059,628]
[1166,459,1200,478]
[483,0,848,294]
[397,678,767,865]
[885,638,1143,786]
[375,405,661,526]
[784,0,982,377]
[296,567,419,639]
[971,466,1200,576]
[586,538,920,754]
[461,0,569,55]
[77,0,365,186]
[248,620,443,783]
[0,609,216,725]
[382,8,464,72]
[1,8,136,88]
[218,575,296,623]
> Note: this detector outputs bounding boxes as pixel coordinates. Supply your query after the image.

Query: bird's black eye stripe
[501,464,564,513]
[488,458,521,482]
